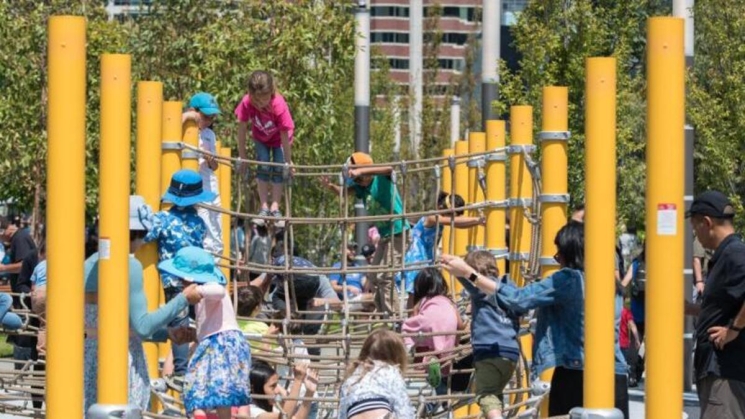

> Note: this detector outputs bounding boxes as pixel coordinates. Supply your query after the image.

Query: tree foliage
[496,0,670,232]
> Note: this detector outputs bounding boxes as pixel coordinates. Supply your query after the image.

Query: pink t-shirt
[234,93,295,148]
[195,283,240,341]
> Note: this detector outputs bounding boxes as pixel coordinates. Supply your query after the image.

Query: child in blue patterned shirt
[138,168,214,376]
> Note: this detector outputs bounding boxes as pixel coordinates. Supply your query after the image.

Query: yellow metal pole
[584,57,617,411]
[538,87,569,417]
[220,147,232,284]
[159,101,182,370]
[468,132,486,249]
[508,106,533,287]
[46,15,86,419]
[485,121,507,277]
[182,118,199,171]
[441,148,454,286]
[646,17,685,419]
[453,140,469,292]
[135,81,163,392]
[97,53,132,405]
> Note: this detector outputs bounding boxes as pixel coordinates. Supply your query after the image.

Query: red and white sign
[657,203,677,236]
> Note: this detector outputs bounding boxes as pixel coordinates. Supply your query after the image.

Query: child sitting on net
[339,329,415,419]
[158,246,250,419]
[396,191,484,308]
[237,285,279,353]
[244,361,318,419]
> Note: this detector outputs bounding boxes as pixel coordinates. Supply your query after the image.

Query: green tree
[496,0,670,232]
[688,0,745,224]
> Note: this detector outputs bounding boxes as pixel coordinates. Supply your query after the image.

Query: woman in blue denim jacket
[442,221,629,418]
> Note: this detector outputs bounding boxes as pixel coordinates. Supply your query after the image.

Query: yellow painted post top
[135,81,163,383]
[98,53,132,404]
[485,120,507,275]
[584,57,617,409]
[161,101,183,208]
[468,132,486,249]
[508,106,533,286]
[46,15,87,419]
[646,17,685,419]
[220,147,232,285]
[181,118,199,171]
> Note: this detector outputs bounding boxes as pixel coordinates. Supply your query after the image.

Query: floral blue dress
[395,217,439,293]
[183,329,251,413]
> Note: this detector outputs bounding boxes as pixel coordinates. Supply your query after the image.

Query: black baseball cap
[361,243,375,257]
[347,241,358,251]
[686,190,735,219]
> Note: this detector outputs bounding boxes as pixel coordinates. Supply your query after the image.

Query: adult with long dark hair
[442,221,629,417]
[243,361,317,419]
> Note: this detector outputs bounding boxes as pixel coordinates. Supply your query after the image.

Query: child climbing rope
[138,169,213,377]
[245,361,318,419]
[338,329,415,419]
[158,246,250,419]
[235,70,295,219]
[395,191,484,308]
[183,92,224,257]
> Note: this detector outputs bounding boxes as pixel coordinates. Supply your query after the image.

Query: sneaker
[270,209,282,218]
[258,208,270,218]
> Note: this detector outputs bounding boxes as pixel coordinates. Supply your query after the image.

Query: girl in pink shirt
[159,246,250,419]
[235,71,295,219]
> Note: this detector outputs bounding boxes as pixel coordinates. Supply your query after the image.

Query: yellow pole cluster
[468,132,486,249]
[220,147,232,284]
[97,53,132,405]
[46,15,86,419]
[453,140,469,293]
[441,148,454,288]
[646,17,685,419]
[508,106,533,287]
[485,120,507,275]
[584,57,618,411]
[182,119,200,171]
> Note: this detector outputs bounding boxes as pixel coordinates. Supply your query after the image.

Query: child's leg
[269,146,285,213]
[473,357,516,419]
[164,287,190,375]
[215,407,232,419]
[0,293,22,330]
[254,141,272,211]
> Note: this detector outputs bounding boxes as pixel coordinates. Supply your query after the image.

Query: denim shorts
[254,140,285,183]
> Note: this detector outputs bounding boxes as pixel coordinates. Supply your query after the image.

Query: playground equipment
[0,12,685,419]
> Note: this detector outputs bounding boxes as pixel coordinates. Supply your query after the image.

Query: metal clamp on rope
[488,248,510,259]
[161,142,182,151]
[539,256,560,267]
[486,199,510,208]
[508,198,533,207]
[399,160,408,176]
[467,157,485,168]
[538,131,571,141]
[282,163,291,183]
[448,155,456,171]
[508,252,531,262]
[181,150,199,160]
[433,164,441,179]
[485,152,507,162]
[467,245,486,252]
[506,144,537,154]
[391,170,397,183]
[538,194,570,203]
[341,163,350,185]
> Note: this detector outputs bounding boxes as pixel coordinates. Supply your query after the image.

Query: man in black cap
[685,190,745,418]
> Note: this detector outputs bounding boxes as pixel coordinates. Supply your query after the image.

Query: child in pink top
[159,246,250,419]
[235,71,295,219]
[402,268,466,393]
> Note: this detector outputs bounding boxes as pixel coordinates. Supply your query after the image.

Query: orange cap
[350,152,373,166]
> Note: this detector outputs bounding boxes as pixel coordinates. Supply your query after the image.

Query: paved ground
[628,381,700,419]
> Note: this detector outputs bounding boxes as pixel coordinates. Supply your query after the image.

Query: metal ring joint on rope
[508,198,534,207]
[508,252,531,261]
[181,150,199,160]
[160,142,182,151]
[507,144,537,154]
[538,131,571,141]
[488,248,509,258]
[538,194,571,203]
[466,245,486,252]
[539,257,561,267]
[466,157,485,168]
[485,152,507,162]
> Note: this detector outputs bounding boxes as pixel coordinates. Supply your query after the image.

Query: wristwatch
[468,272,479,283]
[728,319,744,333]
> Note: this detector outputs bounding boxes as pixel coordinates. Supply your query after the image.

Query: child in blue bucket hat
[138,169,214,377]
[159,246,250,418]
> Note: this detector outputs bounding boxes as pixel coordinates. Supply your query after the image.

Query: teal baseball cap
[158,246,226,285]
[188,92,221,116]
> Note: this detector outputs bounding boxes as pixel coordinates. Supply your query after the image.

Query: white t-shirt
[199,128,220,204]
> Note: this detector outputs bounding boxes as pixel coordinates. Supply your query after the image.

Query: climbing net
[0,140,556,419]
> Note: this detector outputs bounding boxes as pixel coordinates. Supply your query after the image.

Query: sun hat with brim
[158,246,226,285]
[188,92,221,116]
[129,195,147,231]
[162,169,217,207]
[685,190,735,219]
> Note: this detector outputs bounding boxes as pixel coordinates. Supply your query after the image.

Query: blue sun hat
[162,169,217,207]
[158,246,226,285]
[188,92,221,116]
